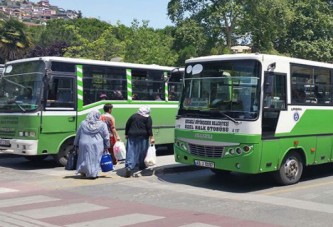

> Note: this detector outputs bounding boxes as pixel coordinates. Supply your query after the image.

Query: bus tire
[55,140,74,166]
[210,168,231,177]
[274,152,303,185]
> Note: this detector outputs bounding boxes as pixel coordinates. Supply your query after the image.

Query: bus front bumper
[0,139,38,155]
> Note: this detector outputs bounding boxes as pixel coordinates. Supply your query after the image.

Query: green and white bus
[174,53,333,185]
[0,57,183,165]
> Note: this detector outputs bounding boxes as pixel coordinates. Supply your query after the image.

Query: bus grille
[188,144,225,158]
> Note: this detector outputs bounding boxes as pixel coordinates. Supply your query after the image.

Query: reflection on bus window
[291,64,332,105]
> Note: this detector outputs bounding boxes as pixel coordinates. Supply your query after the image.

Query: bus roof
[185,53,333,69]
[5,56,178,71]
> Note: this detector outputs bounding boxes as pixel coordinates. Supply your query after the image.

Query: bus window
[291,64,332,105]
[263,73,286,109]
[82,66,127,104]
[132,69,165,101]
[168,69,183,101]
[47,77,75,108]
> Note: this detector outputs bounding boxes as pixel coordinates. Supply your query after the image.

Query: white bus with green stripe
[174,53,333,185]
[0,57,182,165]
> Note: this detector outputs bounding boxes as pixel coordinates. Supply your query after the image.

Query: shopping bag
[100,151,113,172]
[65,148,77,170]
[113,141,126,160]
[144,144,157,167]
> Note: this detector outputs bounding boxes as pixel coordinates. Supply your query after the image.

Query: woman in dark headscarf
[74,110,110,179]
[124,106,155,177]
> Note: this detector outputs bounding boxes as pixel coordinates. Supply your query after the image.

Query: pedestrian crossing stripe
[180,223,220,227]
[0,211,58,227]
[65,213,165,227]
[15,203,108,219]
[0,187,19,194]
[0,195,60,208]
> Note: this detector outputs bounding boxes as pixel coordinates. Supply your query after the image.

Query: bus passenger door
[262,72,287,138]
[41,76,77,135]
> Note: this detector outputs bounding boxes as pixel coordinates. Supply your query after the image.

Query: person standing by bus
[100,103,120,165]
[74,110,110,179]
[124,105,155,177]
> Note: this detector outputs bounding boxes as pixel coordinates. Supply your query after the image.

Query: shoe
[139,166,146,170]
[88,176,98,180]
[125,167,131,178]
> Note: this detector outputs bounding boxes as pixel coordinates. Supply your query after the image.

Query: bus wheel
[275,152,303,185]
[55,142,74,166]
[210,168,231,177]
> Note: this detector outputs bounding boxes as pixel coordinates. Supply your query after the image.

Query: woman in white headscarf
[124,106,155,177]
[74,110,110,179]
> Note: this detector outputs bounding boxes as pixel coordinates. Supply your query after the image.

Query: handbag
[65,148,78,170]
[113,141,126,160]
[144,144,157,167]
[100,151,113,172]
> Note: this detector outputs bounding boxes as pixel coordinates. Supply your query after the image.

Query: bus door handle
[68,116,75,122]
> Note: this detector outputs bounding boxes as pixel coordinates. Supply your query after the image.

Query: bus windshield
[0,61,45,112]
[179,60,261,120]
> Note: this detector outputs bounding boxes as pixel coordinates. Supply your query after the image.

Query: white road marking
[65,213,164,227]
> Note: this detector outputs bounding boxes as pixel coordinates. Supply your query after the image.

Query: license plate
[0,139,10,147]
[194,160,215,168]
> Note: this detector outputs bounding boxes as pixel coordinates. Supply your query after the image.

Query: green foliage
[65,27,125,61]
[243,0,292,53]
[124,20,177,66]
[0,18,31,63]
[2,1,333,65]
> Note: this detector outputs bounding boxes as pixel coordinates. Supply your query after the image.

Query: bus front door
[40,76,77,161]
[262,72,287,138]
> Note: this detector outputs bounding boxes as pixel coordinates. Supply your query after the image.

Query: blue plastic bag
[100,151,113,172]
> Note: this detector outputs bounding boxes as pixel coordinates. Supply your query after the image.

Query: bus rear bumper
[0,139,38,156]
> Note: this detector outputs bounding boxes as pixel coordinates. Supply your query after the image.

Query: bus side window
[47,77,74,108]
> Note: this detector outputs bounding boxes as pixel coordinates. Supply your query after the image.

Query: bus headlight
[235,147,242,155]
[180,143,188,151]
[229,148,235,155]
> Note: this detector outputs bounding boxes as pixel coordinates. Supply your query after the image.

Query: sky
[31,0,173,29]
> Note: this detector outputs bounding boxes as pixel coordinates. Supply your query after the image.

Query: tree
[167,0,245,53]
[65,27,125,61]
[172,19,207,65]
[26,41,69,57]
[124,20,178,66]
[282,0,333,61]
[242,0,292,53]
[0,18,31,63]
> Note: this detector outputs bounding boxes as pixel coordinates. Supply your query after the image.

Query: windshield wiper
[205,110,240,124]
[14,101,26,112]
[7,100,26,112]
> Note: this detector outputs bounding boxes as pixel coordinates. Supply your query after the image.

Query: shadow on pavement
[0,154,61,170]
[155,162,333,193]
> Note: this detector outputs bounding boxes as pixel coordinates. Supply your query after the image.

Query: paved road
[0,154,273,227]
[2,154,333,226]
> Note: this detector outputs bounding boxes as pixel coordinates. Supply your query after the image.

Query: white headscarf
[137,106,150,117]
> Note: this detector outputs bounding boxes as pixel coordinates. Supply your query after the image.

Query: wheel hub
[283,158,298,179]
